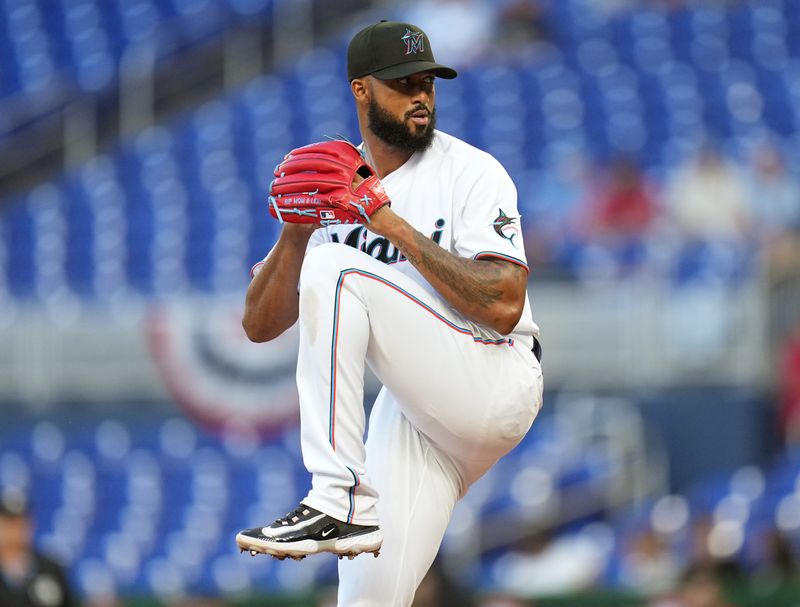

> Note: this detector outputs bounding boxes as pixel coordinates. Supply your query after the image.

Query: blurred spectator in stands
[0,489,78,607]
[619,527,681,596]
[664,145,752,244]
[587,156,659,241]
[492,0,550,57]
[744,144,800,241]
[569,155,660,280]
[521,148,592,278]
[778,324,800,446]
[648,564,737,607]
[750,145,800,367]
[663,144,756,290]
[402,0,496,67]
[763,233,800,380]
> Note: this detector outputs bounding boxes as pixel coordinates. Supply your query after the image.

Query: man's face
[366,71,437,153]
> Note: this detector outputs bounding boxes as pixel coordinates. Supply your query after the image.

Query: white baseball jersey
[252,130,543,607]
[255,130,539,349]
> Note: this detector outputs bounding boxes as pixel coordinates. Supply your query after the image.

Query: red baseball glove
[268,140,391,225]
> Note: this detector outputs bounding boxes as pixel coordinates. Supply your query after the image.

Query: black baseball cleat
[236,503,382,560]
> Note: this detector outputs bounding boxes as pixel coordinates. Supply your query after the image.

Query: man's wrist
[370,208,419,260]
[366,205,400,237]
[281,223,318,242]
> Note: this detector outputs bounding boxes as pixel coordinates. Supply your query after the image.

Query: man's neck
[361,130,415,179]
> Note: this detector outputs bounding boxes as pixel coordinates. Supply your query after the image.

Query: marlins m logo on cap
[347,21,457,81]
[402,28,424,55]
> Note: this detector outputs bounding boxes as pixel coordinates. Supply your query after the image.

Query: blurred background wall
[0,0,799,605]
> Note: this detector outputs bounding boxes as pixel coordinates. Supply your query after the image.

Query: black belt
[532,336,542,363]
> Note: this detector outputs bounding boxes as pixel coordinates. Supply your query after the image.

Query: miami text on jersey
[330,219,446,264]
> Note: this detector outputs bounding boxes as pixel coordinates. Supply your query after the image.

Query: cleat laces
[273,504,312,527]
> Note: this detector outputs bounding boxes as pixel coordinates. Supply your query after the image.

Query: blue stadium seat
[0,0,795,452]
[0,0,278,101]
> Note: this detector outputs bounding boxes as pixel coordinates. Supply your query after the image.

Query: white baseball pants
[295,242,543,607]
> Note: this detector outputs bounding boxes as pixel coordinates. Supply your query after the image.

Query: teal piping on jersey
[473,252,529,274]
[329,269,347,450]
[328,268,514,450]
[346,466,360,524]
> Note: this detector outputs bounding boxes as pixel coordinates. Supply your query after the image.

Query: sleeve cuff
[473,252,529,274]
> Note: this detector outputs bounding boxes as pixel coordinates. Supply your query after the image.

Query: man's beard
[367,98,436,153]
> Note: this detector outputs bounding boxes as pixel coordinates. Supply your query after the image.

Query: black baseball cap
[347,20,458,81]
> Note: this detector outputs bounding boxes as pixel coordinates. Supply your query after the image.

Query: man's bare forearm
[401,231,504,309]
[373,209,526,334]
[242,224,316,342]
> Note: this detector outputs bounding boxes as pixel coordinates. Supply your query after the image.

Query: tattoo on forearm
[396,235,420,265]
[407,232,505,309]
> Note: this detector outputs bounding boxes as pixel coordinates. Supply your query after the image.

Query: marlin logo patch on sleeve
[402,28,424,55]
[491,209,519,247]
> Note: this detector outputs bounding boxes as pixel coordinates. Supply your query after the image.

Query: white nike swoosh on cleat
[321,528,334,537]
[264,513,327,537]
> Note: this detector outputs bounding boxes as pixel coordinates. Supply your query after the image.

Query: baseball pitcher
[236,20,544,607]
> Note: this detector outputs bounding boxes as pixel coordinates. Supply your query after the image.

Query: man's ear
[351,77,370,103]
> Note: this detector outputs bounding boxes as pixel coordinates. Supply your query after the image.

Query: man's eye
[398,78,408,85]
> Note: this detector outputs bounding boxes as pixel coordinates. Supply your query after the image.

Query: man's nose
[409,86,431,106]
